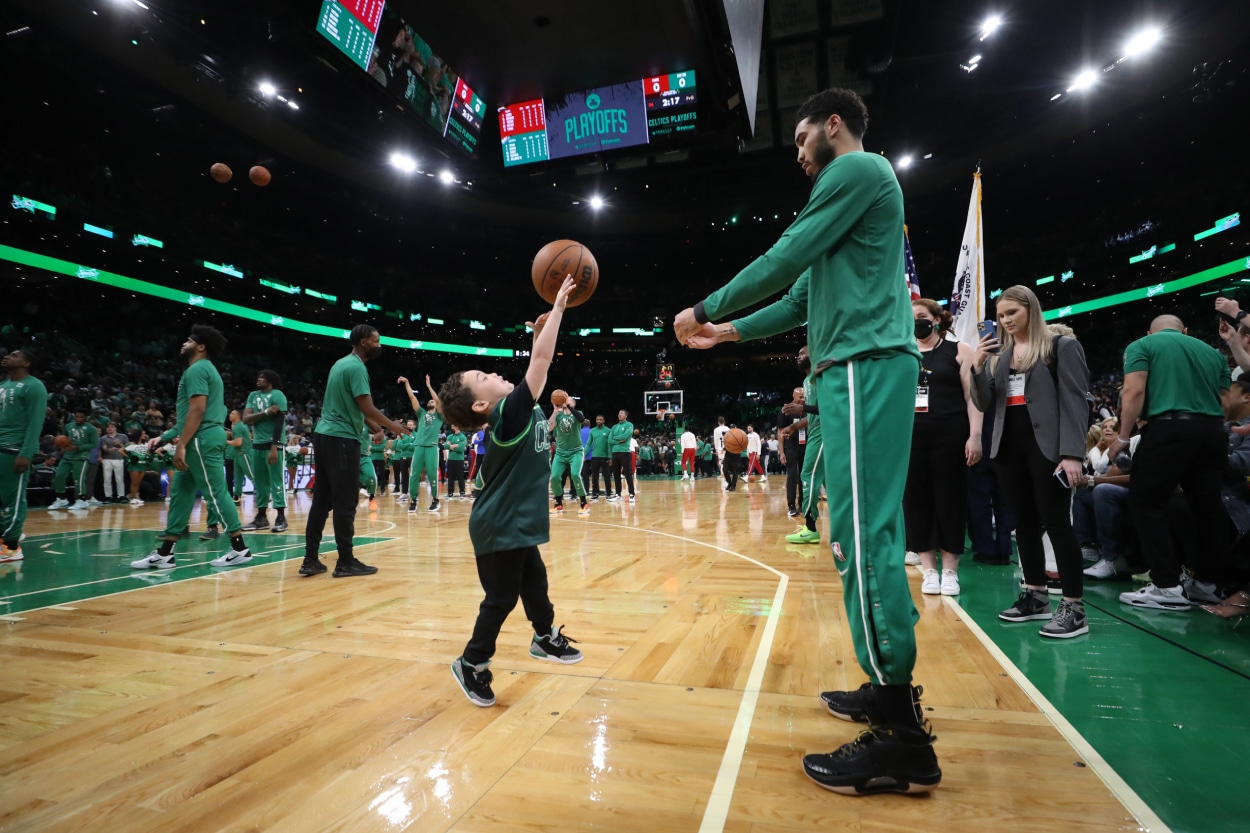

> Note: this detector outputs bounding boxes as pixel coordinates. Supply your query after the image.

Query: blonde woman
[971,285,1091,638]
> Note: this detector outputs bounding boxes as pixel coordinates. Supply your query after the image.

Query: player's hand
[527,312,551,339]
[173,445,189,472]
[392,420,412,435]
[1219,320,1236,343]
[266,405,281,415]
[673,307,701,344]
[777,427,791,441]
[397,376,410,386]
[14,456,30,474]
[267,448,279,465]
[552,274,576,311]
[684,322,721,350]
[973,333,1000,372]
[1215,297,1241,318]
[781,402,804,416]
[965,434,982,467]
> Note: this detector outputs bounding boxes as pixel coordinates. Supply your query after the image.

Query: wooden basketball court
[0,479,1153,832]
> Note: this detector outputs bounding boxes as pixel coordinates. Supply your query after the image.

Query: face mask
[914,319,935,339]
[364,345,383,361]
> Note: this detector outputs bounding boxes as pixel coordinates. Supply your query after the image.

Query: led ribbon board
[0,244,513,357]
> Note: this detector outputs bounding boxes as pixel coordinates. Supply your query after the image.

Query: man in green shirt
[400,375,443,513]
[0,350,47,562]
[358,425,378,499]
[673,88,937,794]
[131,326,253,570]
[241,369,288,532]
[548,396,589,516]
[587,414,613,499]
[1113,314,1231,612]
[226,409,254,504]
[391,424,414,501]
[444,425,468,498]
[50,406,99,510]
[369,431,390,495]
[437,275,583,708]
[607,410,635,502]
[300,325,409,578]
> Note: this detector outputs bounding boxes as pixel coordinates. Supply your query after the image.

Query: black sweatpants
[784,445,806,511]
[464,545,555,665]
[446,458,466,495]
[993,414,1083,598]
[611,451,635,497]
[392,458,411,494]
[723,452,742,489]
[904,430,969,555]
[372,459,390,493]
[1129,418,1229,588]
[304,434,361,563]
[588,457,612,496]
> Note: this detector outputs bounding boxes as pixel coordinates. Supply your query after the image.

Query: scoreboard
[498,70,697,168]
[315,0,383,70]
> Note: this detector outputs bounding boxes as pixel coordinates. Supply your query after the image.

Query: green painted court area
[955,561,1250,833]
[0,529,393,615]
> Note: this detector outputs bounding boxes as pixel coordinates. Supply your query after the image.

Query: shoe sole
[298,565,328,576]
[921,587,941,595]
[132,563,175,570]
[529,648,584,664]
[271,527,289,533]
[803,767,941,795]
[210,558,253,567]
[450,663,495,707]
[1039,625,1090,638]
[998,612,1052,622]
[821,700,866,723]
[1120,599,1190,612]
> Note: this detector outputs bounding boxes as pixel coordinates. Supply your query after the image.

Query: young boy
[438,276,583,707]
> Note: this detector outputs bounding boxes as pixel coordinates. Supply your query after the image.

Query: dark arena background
[0,1,1248,831]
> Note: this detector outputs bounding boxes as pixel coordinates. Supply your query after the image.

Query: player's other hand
[685,322,720,350]
[392,420,413,436]
[673,307,700,344]
[397,376,410,386]
[781,401,804,416]
[527,312,550,338]
[1215,296,1241,318]
[552,275,576,311]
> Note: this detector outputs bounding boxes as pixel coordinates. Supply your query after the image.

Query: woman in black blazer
[971,285,1091,639]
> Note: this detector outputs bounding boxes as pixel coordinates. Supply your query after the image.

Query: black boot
[802,722,941,795]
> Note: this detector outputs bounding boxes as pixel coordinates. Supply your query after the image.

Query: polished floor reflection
[0,480,1149,832]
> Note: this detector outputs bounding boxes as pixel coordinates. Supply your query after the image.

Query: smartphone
[977,320,999,353]
[1053,469,1071,488]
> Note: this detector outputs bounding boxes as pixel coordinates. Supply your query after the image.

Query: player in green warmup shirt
[587,415,613,499]
[369,431,390,495]
[438,275,584,708]
[444,425,468,498]
[131,326,252,570]
[391,428,414,500]
[50,407,99,510]
[226,409,255,505]
[675,88,938,795]
[548,396,589,516]
[0,350,48,562]
[607,410,635,502]
[399,375,443,513]
[359,425,378,499]
[241,369,288,532]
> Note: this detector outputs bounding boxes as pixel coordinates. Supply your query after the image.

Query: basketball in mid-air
[550,389,568,408]
[54,435,72,450]
[723,428,748,455]
[210,163,232,183]
[531,239,598,307]
[249,166,272,186]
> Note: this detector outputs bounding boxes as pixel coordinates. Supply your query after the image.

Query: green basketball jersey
[246,388,288,446]
[552,409,582,454]
[468,388,551,554]
[414,409,442,447]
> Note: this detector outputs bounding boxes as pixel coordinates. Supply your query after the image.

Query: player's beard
[180,343,197,361]
[808,132,835,179]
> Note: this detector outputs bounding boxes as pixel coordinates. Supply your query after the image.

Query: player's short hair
[717,416,725,424]
[795,88,869,139]
[190,325,227,359]
[438,372,478,430]
[350,324,378,346]
[12,349,36,371]
[619,409,629,417]
[258,369,283,389]
[1233,378,1250,397]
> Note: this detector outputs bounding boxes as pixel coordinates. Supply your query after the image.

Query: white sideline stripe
[943,596,1172,833]
[575,521,787,833]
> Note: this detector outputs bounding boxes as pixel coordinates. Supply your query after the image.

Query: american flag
[904,226,921,300]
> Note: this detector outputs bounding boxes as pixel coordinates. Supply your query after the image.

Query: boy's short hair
[438,372,478,429]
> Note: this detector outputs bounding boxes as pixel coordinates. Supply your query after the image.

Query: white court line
[574,520,788,833]
[942,596,1172,833]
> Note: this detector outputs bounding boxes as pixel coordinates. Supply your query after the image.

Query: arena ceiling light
[1067,69,1097,92]
[979,14,1002,41]
[388,153,417,173]
[896,155,914,169]
[1124,26,1162,58]
[258,81,277,97]
[439,170,455,184]
[589,196,605,210]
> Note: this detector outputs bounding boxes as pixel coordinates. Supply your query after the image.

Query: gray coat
[971,336,1090,461]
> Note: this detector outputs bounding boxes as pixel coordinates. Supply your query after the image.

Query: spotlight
[897,155,913,169]
[979,14,1002,40]
[589,196,604,210]
[1067,69,1097,92]
[389,153,417,173]
[1124,27,1162,58]
[439,170,454,184]
[1050,92,1063,101]
[969,54,982,65]
[287,100,299,110]
[259,81,276,96]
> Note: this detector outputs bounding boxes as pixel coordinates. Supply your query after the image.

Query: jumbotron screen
[316,0,485,155]
[498,71,696,168]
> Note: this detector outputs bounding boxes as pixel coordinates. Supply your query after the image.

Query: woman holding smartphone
[971,285,1091,639]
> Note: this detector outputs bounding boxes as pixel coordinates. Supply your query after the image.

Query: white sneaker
[86,498,103,506]
[359,488,369,497]
[1119,583,1190,612]
[578,505,591,517]
[628,495,635,503]
[1181,575,1223,604]
[760,475,768,482]
[905,551,922,566]
[129,498,144,507]
[68,500,89,510]
[940,570,960,596]
[131,551,174,569]
[210,548,253,567]
[49,498,70,509]
[1083,558,1127,580]
[921,569,941,595]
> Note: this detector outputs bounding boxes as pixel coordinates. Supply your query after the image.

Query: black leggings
[904,431,968,555]
[304,434,361,563]
[372,459,389,493]
[611,451,635,496]
[446,458,466,495]
[464,545,555,665]
[993,418,1083,598]
[392,458,410,494]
